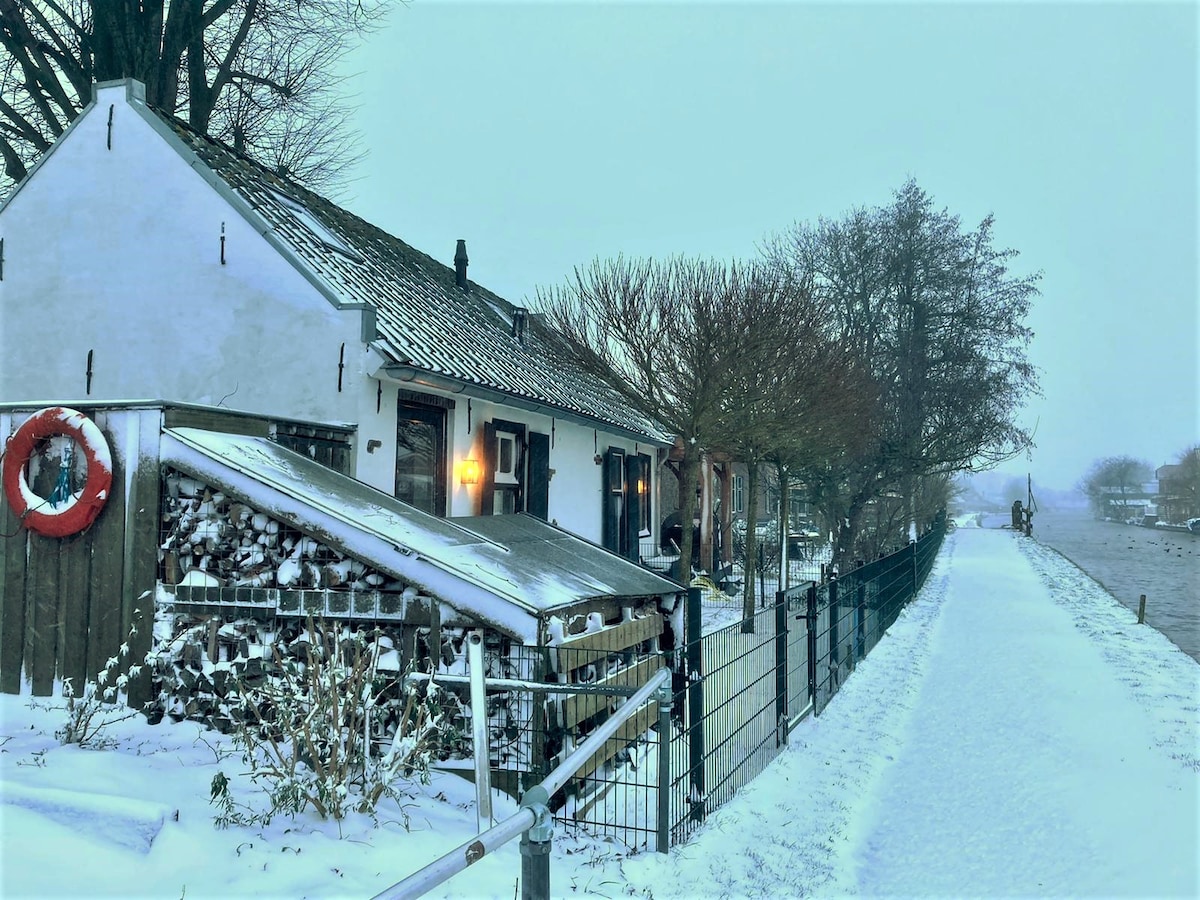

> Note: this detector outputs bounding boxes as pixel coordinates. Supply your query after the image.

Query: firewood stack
[159,468,403,592]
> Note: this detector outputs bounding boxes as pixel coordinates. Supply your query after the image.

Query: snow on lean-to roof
[160,429,678,642]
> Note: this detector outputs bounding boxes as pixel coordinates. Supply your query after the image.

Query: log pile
[159,468,403,592]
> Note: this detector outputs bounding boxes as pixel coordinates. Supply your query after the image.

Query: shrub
[56,619,142,748]
[210,617,458,826]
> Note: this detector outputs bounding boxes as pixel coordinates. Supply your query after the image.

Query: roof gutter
[382,364,670,447]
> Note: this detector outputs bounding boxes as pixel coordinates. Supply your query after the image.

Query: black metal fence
[452,521,946,852]
[667,521,946,844]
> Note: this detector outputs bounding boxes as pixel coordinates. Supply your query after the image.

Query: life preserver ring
[2,407,113,538]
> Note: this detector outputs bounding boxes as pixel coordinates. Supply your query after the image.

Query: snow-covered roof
[138,99,669,444]
[160,428,678,642]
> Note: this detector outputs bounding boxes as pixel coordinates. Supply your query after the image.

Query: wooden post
[1138,594,1146,624]
[207,618,220,662]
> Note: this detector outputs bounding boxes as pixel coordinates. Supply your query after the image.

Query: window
[395,401,447,516]
[732,475,746,514]
[636,454,652,538]
[495,430,520,486]
[479,420,551,518]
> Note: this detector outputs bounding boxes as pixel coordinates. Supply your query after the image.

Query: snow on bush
[147,616,462,826]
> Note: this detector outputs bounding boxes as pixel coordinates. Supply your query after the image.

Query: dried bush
[210,617,458,826]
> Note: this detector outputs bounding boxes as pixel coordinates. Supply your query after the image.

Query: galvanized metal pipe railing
[371,666,673,900]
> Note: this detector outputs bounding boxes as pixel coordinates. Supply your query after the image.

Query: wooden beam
[560,656,658,730]
[556,614,662,656]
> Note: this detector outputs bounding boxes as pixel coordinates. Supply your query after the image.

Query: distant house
[1155,464,1197,524]
[1095,483,1157,522]
[0,79,670,558]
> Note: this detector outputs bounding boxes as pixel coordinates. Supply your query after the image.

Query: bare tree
[0,0,388,195]
[535,255,737,583]
[1079,455,1153,519]
[712,262,874,629]
[768,180,1040,569]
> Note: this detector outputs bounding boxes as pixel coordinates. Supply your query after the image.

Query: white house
[0,79,669,559]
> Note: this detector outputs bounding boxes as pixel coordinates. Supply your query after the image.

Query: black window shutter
[480,420,496,515]
[601,448,621,552]
[624,454,642,561]
[528,431,550,520]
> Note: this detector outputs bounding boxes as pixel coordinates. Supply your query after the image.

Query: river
[982,509,1199,662]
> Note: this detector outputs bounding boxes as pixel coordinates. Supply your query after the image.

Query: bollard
[1138,594,1146,625]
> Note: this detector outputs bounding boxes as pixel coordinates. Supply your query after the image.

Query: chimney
[454,239,468,289]
[511,307,528,344]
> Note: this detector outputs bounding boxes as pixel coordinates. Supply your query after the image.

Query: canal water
[989,509,1199,662]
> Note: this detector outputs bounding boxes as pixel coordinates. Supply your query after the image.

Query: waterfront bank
[1010,509,1199,662]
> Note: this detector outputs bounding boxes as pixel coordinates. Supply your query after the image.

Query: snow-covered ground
[2,528,1197,898]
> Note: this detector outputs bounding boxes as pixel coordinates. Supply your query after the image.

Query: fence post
[519,786,552,900]
[774,590,787,746]
[806,583,818,715]
[828,576,839,691]
[855,570,866,664]
[908,540,918,601]
[656,678,673,853]
[686,586,706,823]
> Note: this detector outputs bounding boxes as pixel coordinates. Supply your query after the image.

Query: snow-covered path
[622,527,1200,898]
[853,529,1197,897]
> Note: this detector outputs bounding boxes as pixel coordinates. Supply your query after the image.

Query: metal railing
[372,667,673,900]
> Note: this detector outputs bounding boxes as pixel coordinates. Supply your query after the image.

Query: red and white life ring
[2,407,113,538]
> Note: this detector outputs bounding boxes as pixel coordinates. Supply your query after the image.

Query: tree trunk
[699,453,713,575]
[777,464,790,589]
[833,496,865,575]
[740,460,760,633]
[676,443,701,585]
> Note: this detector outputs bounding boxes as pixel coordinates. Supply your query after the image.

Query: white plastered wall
[0,82,370,460]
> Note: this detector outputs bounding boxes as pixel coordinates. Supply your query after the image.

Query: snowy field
[2,527,1197,898]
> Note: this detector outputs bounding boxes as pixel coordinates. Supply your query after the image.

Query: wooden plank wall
[0,408,158,704]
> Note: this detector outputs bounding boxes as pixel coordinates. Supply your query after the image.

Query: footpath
[620,526,1200,898]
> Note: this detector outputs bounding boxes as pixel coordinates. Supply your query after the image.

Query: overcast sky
[339,1,1197,491]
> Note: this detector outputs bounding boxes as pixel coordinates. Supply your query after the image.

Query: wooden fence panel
[561,656,659,729]
[57,529,93,691]
[124,417,161,706]
[85,430,127,680]
[0,511,28,694]
[27,532,59,696]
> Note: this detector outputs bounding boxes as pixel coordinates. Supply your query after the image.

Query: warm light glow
[460,457,481,486]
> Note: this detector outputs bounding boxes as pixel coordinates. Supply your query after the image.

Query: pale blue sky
[339,2,1197,490]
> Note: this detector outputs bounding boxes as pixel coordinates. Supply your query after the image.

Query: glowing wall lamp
[460,457,482,486]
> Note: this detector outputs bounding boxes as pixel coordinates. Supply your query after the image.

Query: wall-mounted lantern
[460,457,481,486]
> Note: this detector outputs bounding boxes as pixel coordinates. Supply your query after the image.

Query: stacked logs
[159,468,404,592]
